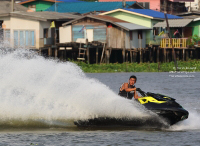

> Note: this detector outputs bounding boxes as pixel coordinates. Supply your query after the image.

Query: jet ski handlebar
[136,88,147,97]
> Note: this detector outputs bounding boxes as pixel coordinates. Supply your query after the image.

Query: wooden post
[182,49,185,61]
[96,47,98,64]
[55,48,58,58]
[100,43,105,64]
[130,50,133,63]
[186,49,189,61]
[167,49,169,62]
[153,47,155,63]
[133,50,137,62]
[64,47,67,61]
[87,47,90,64]
[157,47,159,63]
[126,51,128,62]
[149,47,151,62]
[106,49,110,64]
[144,49,146,62]
[122,48,125,63]
[140,48,143,63]
[48,47,52,57]
[164,48,166,62]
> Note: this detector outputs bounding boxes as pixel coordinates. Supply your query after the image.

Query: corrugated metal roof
[153,19,193,27]
[62,15,151,31]
[124,9,182,19]
[0,1,28,14]
[45,2,136,14]
[116,22,152,30]
[0,11,81,21]
[20,0,83,4]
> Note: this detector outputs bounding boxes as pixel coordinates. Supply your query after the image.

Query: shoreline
[72,60,200,73]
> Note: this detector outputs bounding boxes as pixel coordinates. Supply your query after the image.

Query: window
[138,30,143,39]
[14,30,35,47]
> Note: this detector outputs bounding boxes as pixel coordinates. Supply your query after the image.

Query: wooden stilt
[126,51,128,62]
[182,49,185,61]
[144,49,146,62]
[106,49,110,64]
[87,47,90,64]
[96,47,98,64]
[48,47,52,57]
[55,48,58,58]
[130,50,133,63]
[157,47,159,63]
[153,47,155,63]
[149,47,152,62]
[100,43,105,64]
[140,48,143,63]
[164,48,166,63]
[186,49,189,61]
[122,48,125,63]
[133,50,137,62]
[167,49,169,62]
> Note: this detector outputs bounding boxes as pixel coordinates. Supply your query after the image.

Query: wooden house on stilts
[59,15,152,63]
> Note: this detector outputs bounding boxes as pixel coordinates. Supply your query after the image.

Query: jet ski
[74,88,189,127]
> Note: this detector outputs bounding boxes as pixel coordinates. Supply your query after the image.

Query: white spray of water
[0,47,152,127]
[169,110,200,131]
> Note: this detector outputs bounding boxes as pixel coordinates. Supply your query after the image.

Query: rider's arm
[134,91,140,99]
[123,83,136,92]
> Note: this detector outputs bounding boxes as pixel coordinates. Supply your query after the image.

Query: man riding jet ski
[74,75,189,127]
[119,75,189,125]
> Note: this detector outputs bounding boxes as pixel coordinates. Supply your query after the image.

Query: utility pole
[165,13,178,71]
[11,0,14,12]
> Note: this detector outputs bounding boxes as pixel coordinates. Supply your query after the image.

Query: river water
[0,48,200,145]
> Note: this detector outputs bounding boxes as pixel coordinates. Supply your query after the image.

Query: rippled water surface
[0,48,200,145]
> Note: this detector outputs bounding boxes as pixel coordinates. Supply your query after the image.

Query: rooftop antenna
[11,0,14,12]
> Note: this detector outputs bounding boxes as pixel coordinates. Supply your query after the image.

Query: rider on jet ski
[118,75,140,99]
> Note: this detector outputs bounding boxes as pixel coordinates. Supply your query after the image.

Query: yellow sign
[50,21,55,28]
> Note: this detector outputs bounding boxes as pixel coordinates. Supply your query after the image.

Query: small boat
[74,88,189,127]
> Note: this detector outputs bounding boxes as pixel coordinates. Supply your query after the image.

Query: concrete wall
[59,25,72,43]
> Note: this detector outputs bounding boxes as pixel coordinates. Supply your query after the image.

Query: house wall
[107,27,126,49]
[187,21,200,36]
[1,16,41,49]
[23,1,54,12]
[39,21,51,38]
[59,25,72,43]
[130,30,146,48]
[106,11,158,44]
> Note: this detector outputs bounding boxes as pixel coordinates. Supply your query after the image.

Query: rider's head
[129,75,137,86]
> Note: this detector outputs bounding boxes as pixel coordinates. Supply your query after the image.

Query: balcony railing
[160,38,187,48]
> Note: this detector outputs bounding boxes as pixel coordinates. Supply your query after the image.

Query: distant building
[20,0,82,12]
[99,0,194,14]
[100,8,182,45]
[185,0,199,11]
[45,2,145,14]
[0,11,80,49]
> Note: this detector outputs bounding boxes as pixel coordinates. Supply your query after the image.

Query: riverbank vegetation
[72,60,200,73]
